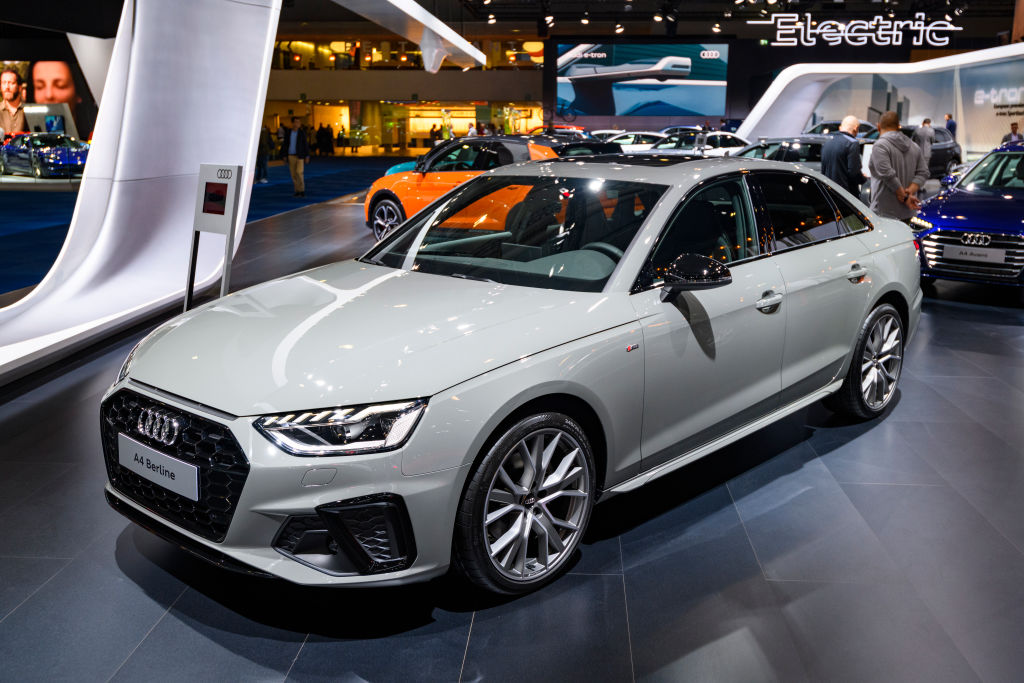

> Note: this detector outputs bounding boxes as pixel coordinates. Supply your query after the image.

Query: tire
[370,197,405,241]
[0,155,5,175]
[453,412,596,595]
[825,303,904,420]
[32,159,43,178]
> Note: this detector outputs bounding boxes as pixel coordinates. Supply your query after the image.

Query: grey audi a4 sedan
[102,154,920,594]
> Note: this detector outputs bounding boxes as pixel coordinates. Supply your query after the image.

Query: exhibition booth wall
[737,42,1024,157]
[0,0,280,383]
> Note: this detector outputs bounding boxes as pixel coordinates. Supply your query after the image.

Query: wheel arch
[365,189,405,228]
[467,391,610,495]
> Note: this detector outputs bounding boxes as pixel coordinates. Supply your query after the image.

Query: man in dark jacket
[283,116,310,197]
[820,115,866,195]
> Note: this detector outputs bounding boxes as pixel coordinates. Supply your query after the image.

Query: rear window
[753,172,848,250]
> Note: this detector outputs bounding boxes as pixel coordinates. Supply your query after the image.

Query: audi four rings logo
[960,233,991,247]
[216,169,232,180]
[700,50,720,59]
[137,409,182,446]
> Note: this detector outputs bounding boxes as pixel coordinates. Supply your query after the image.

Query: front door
[630,175,786,470]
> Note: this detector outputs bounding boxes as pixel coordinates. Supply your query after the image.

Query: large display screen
[1,45,98,140]
[555,43,729,118]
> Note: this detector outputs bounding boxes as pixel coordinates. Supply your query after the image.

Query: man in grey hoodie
[869,111,929,221]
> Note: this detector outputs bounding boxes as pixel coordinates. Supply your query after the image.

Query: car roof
[609,131,666,137]
[996,141,1024,152]
[752,135,831,144]
[486,154,830,187]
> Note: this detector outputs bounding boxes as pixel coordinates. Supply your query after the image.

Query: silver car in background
[102,155,920,595]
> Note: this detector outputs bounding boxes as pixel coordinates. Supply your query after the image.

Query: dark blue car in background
[911,142,1024,287]
[0,133,89,178]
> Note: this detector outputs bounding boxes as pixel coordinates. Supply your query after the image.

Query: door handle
[848,263,868,283]
[755,290,783,313]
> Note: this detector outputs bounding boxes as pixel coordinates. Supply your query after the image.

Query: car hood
[921,189,1024,232]
[128,261,635,416]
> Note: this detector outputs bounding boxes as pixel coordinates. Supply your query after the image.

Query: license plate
[118,433,199,501]
[943,245,1005,264]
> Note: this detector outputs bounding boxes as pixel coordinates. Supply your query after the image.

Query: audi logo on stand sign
[216,168,232,180]
[960,233,991,247]
[136,408,182,446]
[700,50,721,59]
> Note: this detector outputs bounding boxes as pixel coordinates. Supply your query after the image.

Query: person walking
[868,111,928,222]
[911,118,935,174]
[820,115,866,196]
[944,113,957,139]
[255,125,272,184]
[1002,122,1022,144]
[283,116,310,197]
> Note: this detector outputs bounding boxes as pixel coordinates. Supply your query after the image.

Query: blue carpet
[0,157,410,295]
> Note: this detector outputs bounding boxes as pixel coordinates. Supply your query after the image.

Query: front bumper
[101,383,467,586]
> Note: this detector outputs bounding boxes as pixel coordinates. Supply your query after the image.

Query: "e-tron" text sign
[748,12,962,47]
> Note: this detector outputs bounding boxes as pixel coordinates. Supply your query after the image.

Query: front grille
[100,389,249,542]
[920,230,1024,281]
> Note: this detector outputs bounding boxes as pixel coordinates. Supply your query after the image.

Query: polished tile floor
[1,202,1023,682]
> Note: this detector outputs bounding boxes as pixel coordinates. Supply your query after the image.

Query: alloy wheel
[372,201,401,240]
[482,427,591,582]
[860,312,902,410]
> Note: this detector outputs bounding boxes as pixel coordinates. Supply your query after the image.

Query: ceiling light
[653,12,663,21]
[712,23,722,32]
[615,23,624,33]
[767,0,778,4]
[954,6,964,15]
[666,12,676,21]
[723,9,732,17]
[581,11,590,24]
[760,8,768,14]
[487,13,496,23]
[944,12,952,19]
[483,0,490,4]
[545,14,554,23]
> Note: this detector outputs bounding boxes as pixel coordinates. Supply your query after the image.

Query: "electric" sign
[748,12,962,47]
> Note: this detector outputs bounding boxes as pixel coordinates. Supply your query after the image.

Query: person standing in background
[467,121,477,137]
[284,116,310,197]
[869,111,928,221]
[912,118,935,175]
[1002,122,1022,144]
[0,68,27,135]
[255,125,272,184]
[820,115,866,196]
[944,113,957,139]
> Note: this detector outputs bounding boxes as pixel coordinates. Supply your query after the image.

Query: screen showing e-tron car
[555,43,728,118]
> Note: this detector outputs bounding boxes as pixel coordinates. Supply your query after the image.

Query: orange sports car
[364,135,614,239]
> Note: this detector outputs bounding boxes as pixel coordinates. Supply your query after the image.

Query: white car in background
[605,131,667,152]
[643,130,750,158]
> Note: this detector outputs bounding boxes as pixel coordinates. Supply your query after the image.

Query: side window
[642,178,759,288]
[705,135,721,148]
[721,135,743,148]
[429,142,485,172]
[822,184,872,233]
[754,172,847,250]
[934,128,952,142]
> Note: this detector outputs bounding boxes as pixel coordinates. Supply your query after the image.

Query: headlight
[117,342,140,382]
[909,216,933,231]
[254,399,427,456]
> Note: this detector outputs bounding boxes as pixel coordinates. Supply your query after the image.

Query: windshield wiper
[450,272,497,283]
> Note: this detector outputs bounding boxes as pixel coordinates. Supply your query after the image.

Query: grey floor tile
[461,573,633,682]
[0,526,187,681]
[727,443,903,583]
[0,556,70,621]
[619,487,808,682]
[772,580,979,683]
[913,375,1024,446]
[808,419,944,486]
[883,375,974,423]
[111,587,305,682]
[0,460,72,516]
[844,482,1024,682]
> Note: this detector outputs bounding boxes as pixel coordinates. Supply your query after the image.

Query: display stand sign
[185,164,243,311]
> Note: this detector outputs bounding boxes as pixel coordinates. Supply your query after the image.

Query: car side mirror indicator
[660,253,732,301]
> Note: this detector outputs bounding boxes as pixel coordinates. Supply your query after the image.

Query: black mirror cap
[661,253,732,298]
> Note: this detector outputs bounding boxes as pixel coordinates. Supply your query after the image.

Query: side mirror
[940,174,956,188]
[661,253,732,301]
[413,155,427,172]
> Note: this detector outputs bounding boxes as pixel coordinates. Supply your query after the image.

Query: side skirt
[602,379,843,498]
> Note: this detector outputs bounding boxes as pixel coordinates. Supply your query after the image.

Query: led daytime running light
[255,400,427,456]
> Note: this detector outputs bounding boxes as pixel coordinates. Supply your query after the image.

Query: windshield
[958,151,1024,192]
[364,175,668,292]
[30,135,64,148]
[653,132,700,149]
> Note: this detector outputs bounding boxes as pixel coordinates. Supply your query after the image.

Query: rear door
[631,175,786,470]
[748,171,874,403]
